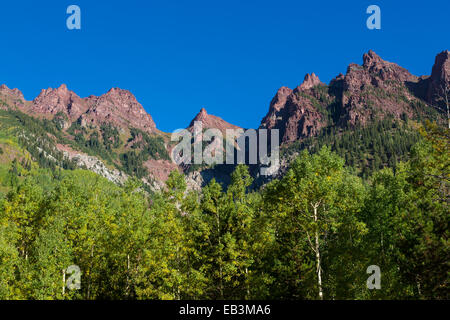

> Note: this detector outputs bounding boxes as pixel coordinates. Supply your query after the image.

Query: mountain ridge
[0,49,448,189]
[1,50,448,136]
[260,50,449,143]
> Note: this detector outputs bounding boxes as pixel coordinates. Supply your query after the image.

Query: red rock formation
[260,74,328,143]
[144,158,180,182]
[0,84,26,109]
[22,85,156,133]
[339,50,421,125]
[260,50,448,143]
[188,107,241,132]
[298,73,324,90]
[0,49,446,157]
[0,84,25,101]
[84,88,156,132]
[280,90,327,142]
[362,50,417,82]
[426,50,450,105]
[30,84,88,119]
[260,86,292,129]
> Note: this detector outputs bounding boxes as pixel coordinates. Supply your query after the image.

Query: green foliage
[0,107,171,186]
[262,147,367,299]
[101,123,122,150]
[0,121,447,300]
[119,151,148,178]
[128,128,169,160]
[119,129,169,177]
[284,117,421,178]
[0,109,78,171]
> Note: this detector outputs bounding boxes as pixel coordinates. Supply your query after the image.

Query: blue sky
[0,0,448,132]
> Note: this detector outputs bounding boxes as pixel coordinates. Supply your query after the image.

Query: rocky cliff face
[298,72,324,90]
[260,86,292,130]
[426,50,450,106]
[337,50,421,126]
[22,85,156,133]
[260,50,449,143]
[0,49,448,190]
[83,88,156,133]
[0,84,26,109]
[188,107,241,132]
[362,50,417,82]
[260,73,329,143]
[30,84,87,119]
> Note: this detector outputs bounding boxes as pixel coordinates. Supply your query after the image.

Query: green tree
[264,147,367,299]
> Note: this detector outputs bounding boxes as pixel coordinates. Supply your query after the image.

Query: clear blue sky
[0,0,448,132]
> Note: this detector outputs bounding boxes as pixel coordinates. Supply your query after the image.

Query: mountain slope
[0,50,448,191]
[261,50,448,144]
[0,85,168,191]
[188,107,241,132]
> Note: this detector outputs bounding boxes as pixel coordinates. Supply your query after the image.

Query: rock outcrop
[362,50,417,82]
[0,49,448,189]
[298,73,324,90]
[188,107,241,132]
[83,88,156,132]
[426,50,450,106]
[260,73,328,143]
[22,85,157,133]
[0,84,26,109]
[30,84,87,119]
[339,50,420,125]
[260,50,446,143]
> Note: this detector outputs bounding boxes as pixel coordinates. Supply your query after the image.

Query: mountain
[0,50,448,191]
[83,88,157,133]
[338,50,419,125]
[23,85,157,133]
[29,84,87,121]
[425,50,450,106]
[260,74,328,143]
[188,107,241,134]
[0,84,26,110]
[260,50,448,144]
[0,84,167,191]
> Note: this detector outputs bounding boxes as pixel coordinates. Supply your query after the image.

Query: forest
[0,122,448,300]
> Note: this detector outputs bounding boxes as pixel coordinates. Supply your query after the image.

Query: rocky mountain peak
[188,107,240,132]
[361,50,416,82]
[260,82,327,143]
[298,73,324,90]
[84,88,156,132]
[339,51,421,125]
[31,84,87,118]
[0,84,25,101]
[10,84,157,133]
[90,88,143,111]
[104,87,136,99]
[362,50,383,69]
[57,83,68,91]
[260,50,450,141]
[426,50,450,104]
[260,87,292,129]
[193,107,208,121]
[0,84,25,109]
[431,50,450,82]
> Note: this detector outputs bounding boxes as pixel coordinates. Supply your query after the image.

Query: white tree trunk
[314,204,323,300]
[443,83,450,129]
[62,269,66,296]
